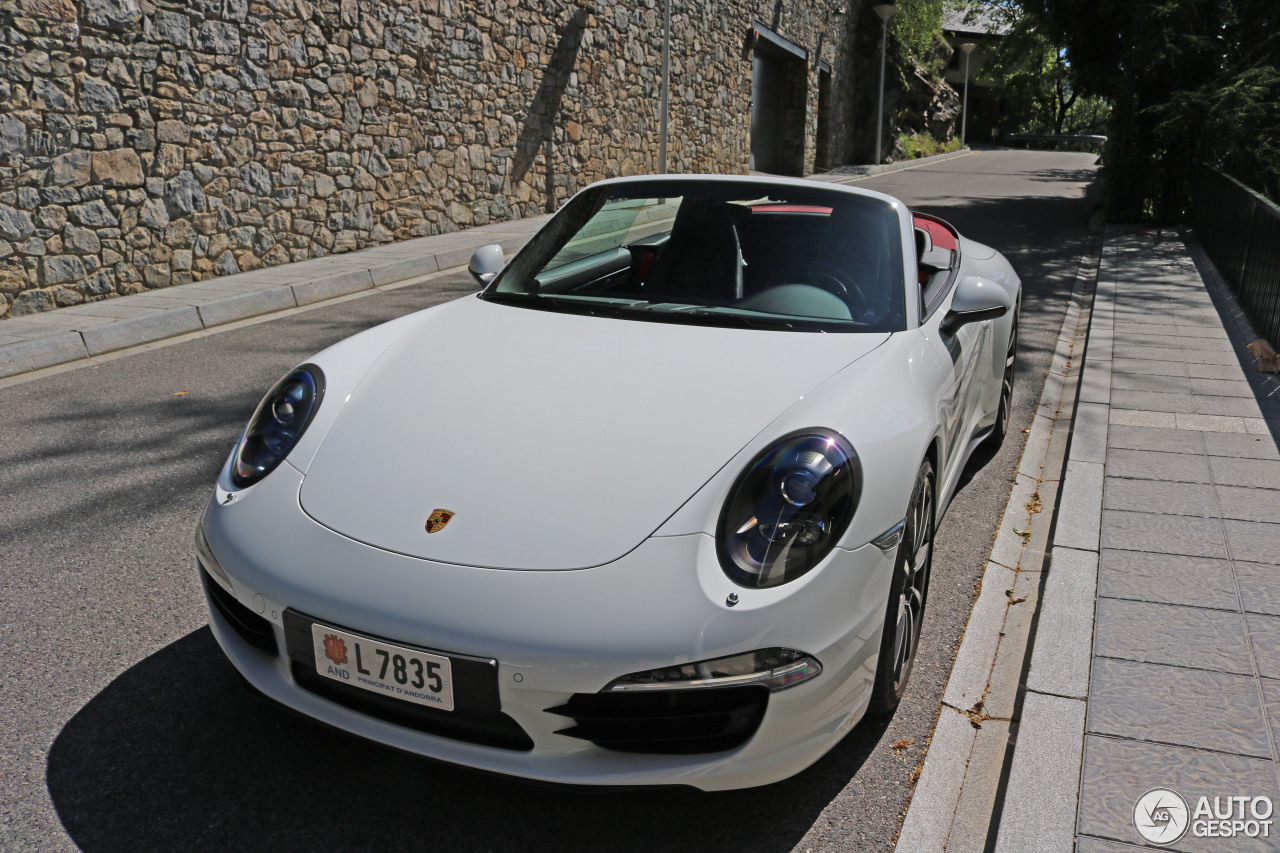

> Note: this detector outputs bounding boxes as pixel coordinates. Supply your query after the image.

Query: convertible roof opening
[483,179,907,334]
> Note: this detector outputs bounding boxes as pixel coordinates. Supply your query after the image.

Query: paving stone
[1195,395,1264,418]
[1122,345,1196,363]
[1078,736,1280,852]
[1181,348,1242,366]
[1104,477,1217,518]
[1175,413,1248,433]
[1211,456,1280,490]
[1027,547,1097,700]
[1246,419,1280,437]
[1094,598,1250,673]
[1109,409,1179,429]
[1189,378,1256,398]
[1111,372,1190,393]
[1187,362,1249,380]
[993,693,1085,853]
[1106,448,1211,483]
[1055,461,1104,551]
[1080,358,1112,406]
[1112,358,1187,377]
[1256,679,1280,739]
[1108,424,1205,455]
[1097,549,1238,611]
[1114,322,1178,337]
[1101,510,1227,559]
[1235,562,1280,617]
[1115,332,1183,349]
[1198,435,1280,461]
[1216,486,1280,524]
[1073,402,1110,464]
[1247,612,1280,680]
[1087,657,1271,757]
[1111,389,1197,413]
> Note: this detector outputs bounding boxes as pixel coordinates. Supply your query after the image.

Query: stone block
[0,331,89,378]
[993,693,1085,853]
[78,306,202,355]
[91,149,145,187]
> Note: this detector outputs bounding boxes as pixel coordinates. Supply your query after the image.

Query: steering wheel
[767,262,870,319]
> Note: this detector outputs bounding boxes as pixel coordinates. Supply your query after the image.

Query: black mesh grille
[547,686,768,754]
[201,566,279,655]
[283,610,533,752]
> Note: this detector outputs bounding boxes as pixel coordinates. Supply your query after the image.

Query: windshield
[481,179,907,333]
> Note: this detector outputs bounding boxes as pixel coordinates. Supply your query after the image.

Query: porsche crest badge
[425,509,455,534]
[322,633,348,665]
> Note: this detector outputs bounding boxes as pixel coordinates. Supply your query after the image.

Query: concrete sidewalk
[0,149,973,381]
[996,227,1280,851]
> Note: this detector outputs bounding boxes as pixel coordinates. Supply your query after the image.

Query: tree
[1034,0,1280,218]
[958,1,1108,136]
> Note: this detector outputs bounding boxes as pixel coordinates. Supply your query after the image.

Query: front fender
[654,332,944,551]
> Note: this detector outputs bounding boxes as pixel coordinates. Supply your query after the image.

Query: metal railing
[1192,165,1280,349]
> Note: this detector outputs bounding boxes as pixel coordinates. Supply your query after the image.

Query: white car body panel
[298,295,890,570]
[200,175,1021,791]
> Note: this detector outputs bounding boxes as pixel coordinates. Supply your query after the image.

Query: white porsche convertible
[196,175,1020,790]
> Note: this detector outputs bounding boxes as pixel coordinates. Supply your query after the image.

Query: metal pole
[960,43,975,147]
[875,18,887,165]
[659,0,671,173]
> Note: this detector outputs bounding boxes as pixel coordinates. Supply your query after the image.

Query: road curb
[809,147,974,184]
[0,219,550,381]
[895,214,1104,852]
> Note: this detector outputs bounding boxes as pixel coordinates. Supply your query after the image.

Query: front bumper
[198,464,895,791]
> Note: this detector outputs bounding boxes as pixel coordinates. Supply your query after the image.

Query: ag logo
[1134,787,1190,845]
[425,509,455,534]
[322,634,347,665]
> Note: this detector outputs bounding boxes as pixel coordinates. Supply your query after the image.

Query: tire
[868,458,936,714]
[984,312,1018,448]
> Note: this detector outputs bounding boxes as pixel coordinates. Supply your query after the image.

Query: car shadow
[47,628,892,853]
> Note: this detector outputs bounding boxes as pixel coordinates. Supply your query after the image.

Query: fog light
[605,648,821,692]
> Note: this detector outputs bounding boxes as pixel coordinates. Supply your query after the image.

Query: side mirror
[468,243,505,287]
[940,276,1012,335]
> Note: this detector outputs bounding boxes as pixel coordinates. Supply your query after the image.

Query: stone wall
[0,0,865,319]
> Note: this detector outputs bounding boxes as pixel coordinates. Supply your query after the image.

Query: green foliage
[890,0,949,72]
[953,1,1110,135]
[898,132,963,158]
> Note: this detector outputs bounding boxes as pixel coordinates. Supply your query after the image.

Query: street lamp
[873,4,896,165]
[659,0,671,173]
[960,42,976,147]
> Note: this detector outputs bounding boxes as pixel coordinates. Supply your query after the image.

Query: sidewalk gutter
[894,214,1103,852]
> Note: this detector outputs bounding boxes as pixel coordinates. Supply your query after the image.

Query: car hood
[299,297,889,569]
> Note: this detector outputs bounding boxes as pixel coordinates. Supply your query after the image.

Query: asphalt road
[0,149,1100,853]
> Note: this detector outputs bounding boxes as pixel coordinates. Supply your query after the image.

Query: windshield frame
[480,177,911,334]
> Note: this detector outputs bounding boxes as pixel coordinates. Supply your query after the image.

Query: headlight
[230,364,325,488]
[605,648,822,692]
[717,430,860,588]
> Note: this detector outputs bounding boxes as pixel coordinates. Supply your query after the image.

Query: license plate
[310,623,454,712]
